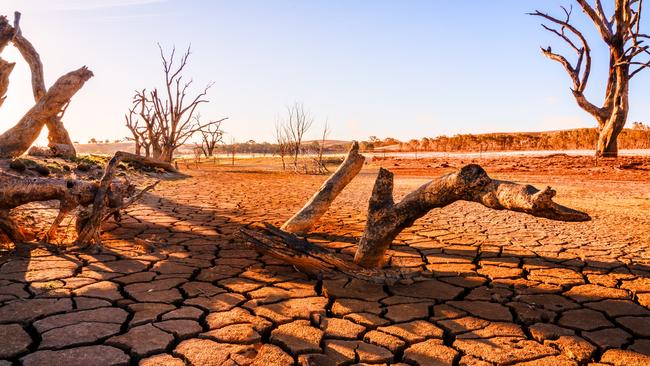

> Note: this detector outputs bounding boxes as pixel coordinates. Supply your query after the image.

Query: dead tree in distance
[530,1,649,157]
[279,102,313,169]
[127,45,224,162]
[242,142,590,283]
[275,122,290,170]
[198,115,226,157]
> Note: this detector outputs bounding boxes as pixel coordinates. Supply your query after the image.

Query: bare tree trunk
[281,142,365,235]
[353,165,590,268]
[11,12,77,157]
[0,67,93,158]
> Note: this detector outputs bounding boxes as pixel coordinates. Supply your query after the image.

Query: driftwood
[242,163,590,282]
[0,151,160,248]
[0,12,85,158]
[354,164,589,268]
[281,142,365,234]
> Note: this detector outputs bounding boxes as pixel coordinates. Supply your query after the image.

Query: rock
[270,320,324,354]
[557,309,613,331]
[21,345,129,366]
[106,324,174,357]
[39,322,121,349]
[403,339,457,366]
[33,307,128,333]
[319,317,366,339]
[0,324,32,358]
[0,298,72,323]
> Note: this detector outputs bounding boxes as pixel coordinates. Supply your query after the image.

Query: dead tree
[198,116,226,157]
[275,122,290,170]
[0,151,161,249]
[312,121,330,174]
[0,12,90,158]
[279,103,313,169]
[242,143,590,282]
[530,1,649,157]
[127,45,224,162]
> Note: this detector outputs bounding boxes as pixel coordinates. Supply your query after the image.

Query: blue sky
[1,0,649,144]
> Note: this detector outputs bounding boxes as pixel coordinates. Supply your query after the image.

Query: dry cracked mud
[0,159,649,366]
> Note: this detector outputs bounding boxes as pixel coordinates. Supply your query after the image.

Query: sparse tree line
[360,125,650,153]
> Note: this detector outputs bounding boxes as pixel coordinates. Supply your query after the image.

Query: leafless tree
[275,121,291,170]
[313,121,330,174]
[530,1,649,157]
[198,115,226,157]
[280,102,313,169]
[126,45,224,162]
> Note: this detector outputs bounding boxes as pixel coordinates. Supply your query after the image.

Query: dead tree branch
[243,164,590,282]
[281,141,365,235]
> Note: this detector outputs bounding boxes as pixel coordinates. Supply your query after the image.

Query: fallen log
[241,224,412,285]
[354,164,590,268]
[281,141,365,235]
[243,164,590,281]
[117,151,180,173]
[0,151,160,248]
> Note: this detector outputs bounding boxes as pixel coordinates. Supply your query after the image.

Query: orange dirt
[0,156,649,365]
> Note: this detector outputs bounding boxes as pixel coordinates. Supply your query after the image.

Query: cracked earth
[0,160,649,366]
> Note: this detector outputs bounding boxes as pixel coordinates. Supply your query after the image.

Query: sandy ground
[0,155,649,365]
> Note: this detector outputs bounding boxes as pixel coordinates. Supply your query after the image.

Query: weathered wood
[0,59,14,108]
[0,66,93,158]
[117,151,180,173]
[12,12,76,156]
[75,151,158,247]
[241,224,412,285]
[281,141,365,235]
[353,165,590,268]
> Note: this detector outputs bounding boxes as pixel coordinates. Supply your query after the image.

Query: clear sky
[0,0,649,144]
